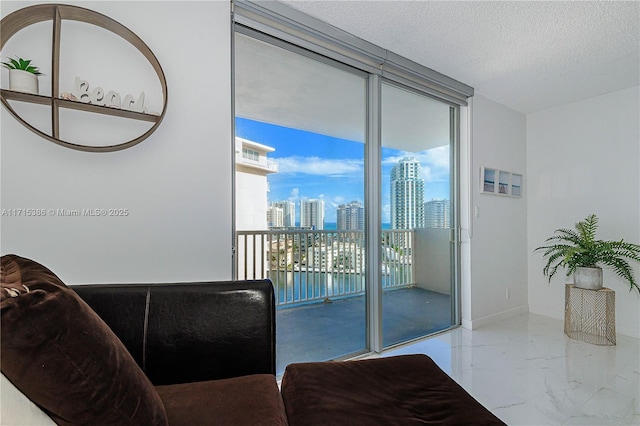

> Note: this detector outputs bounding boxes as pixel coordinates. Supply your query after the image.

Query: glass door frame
[232,21,463,359]
[233,24,372,362]
[367,77,462,353]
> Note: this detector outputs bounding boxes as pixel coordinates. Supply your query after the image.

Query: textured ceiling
[277,0,640,113]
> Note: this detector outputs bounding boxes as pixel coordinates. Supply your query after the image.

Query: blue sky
[236,118,450,224]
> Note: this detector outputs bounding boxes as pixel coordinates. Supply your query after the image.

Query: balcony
[236,228,454,375]
[235,152,279,174]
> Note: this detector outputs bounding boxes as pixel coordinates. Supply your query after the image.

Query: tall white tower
[337,201,364,230]
[300,199,325,230]
[267,205,284,228]
[424,199,450,228]
[271,200,296,227]
[390,157,425,230]
[235,137,278,230]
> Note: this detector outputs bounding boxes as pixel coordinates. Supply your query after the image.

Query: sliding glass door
[234,31,368,374]
[233,23,460,375]
[380,82,457,347]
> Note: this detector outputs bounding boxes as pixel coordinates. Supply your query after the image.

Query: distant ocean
[322,222,391,230]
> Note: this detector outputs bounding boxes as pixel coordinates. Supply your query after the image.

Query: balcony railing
[236,229,415,307]
[236,153,279,173]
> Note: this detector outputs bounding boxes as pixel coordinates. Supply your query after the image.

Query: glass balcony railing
[236,229,415,307]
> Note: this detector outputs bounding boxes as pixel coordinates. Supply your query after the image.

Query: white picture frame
[481,167,496,194]
[480,167,522,197]
[511,174,522,197]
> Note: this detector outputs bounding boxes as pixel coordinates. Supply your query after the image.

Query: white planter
[8,69,39,95]
[573,267,603,290]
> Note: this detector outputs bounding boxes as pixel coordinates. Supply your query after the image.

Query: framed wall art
[480,167,523,197]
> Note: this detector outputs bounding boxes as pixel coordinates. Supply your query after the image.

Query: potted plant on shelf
[535,214,640,294]
[2,56,43,95]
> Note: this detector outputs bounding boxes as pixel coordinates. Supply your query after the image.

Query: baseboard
[462,304,529,330]
[528,304,563,321]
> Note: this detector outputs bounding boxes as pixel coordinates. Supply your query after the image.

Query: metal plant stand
[564,284,616,345]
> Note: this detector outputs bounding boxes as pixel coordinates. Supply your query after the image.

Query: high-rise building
[337,201,364,230]
[234,137,278,231]
[424,199,450,228]
[267,205,284,228]
[390,157,425,229]
[270,200,295,227]
[300,199,325,230]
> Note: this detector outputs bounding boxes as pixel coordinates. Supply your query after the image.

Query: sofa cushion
[156,374,288,426]
[280,354,505,425]
[1,373,56,425]
[0,254,168,426]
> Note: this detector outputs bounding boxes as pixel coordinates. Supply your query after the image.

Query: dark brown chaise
[281,354,505,426]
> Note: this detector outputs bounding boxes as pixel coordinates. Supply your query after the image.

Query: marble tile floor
[371,313,640,426]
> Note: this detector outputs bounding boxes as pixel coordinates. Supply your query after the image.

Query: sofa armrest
[71,280,275,385]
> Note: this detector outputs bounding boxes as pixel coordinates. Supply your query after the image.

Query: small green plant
[535,214,640,294]
[2,56,43,75]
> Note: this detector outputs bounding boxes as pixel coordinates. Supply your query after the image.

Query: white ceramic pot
[9,69,39,95]
[573,266,603,290]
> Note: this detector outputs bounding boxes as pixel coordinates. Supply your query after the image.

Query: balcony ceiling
[235,31,451,151]
[277,0,640,114]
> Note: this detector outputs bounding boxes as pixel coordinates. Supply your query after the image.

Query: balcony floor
[276,287,453,375]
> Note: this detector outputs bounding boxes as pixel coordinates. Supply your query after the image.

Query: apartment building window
[233,0,472,373]
[242,147,259,162]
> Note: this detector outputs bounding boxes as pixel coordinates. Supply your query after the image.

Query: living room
[1,1,638,425]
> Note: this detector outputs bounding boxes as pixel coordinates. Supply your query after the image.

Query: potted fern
[535,214,640,293]
[2,56,43,95]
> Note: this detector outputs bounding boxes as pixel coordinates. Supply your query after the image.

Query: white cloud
[424,145,450,169]
[288,187,300,200]
[383,145,450,183]
[275,156,363,176]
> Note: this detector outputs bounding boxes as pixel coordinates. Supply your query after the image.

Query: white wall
[527,86,640,338]
[414,228,451,295]
[1,1,233,283]
[462,95,529,329]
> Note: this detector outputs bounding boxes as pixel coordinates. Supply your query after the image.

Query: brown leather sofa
[1,254,505,425]
[73,280,286,425]
[1,254,286,425]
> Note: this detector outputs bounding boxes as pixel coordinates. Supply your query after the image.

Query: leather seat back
[72,280,276,385]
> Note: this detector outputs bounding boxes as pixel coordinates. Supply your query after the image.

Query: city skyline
[236,117,451,224]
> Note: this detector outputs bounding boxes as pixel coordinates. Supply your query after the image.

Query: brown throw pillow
[0,254,168,425]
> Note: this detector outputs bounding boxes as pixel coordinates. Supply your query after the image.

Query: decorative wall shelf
[0,4,168,152]
[1,90,159,122]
